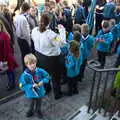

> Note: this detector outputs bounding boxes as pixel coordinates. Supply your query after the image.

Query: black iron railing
[87,60,120,116]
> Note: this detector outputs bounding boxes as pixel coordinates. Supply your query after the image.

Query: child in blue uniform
[65,40,83,96]
[79,24,95,81]
[96,20,113,68]
[115,44,120,67]
[114,22,120,53]
[109,20,120,53]
[19,54,50,118]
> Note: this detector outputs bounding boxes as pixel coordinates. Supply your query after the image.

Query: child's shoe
[67,91,73,96]
[73,89,79,94]
[37,111,43,119]
[26,111,34,117]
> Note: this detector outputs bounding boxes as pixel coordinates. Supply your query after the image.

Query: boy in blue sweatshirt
[109,20,120,53]
[115,43,120,67]
[79,23,95,81]
[19,54,50,118]
[96,20,113,68]
[65,40,83,96]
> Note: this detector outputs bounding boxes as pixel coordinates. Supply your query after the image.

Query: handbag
[0,39,8,74]
[0,61,8,73]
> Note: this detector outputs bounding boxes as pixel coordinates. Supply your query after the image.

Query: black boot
[26,110,34,117]
[37,111,43,119]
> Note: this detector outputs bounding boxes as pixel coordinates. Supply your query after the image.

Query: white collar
[81,35,89,40]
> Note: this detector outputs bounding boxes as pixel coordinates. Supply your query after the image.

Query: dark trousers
[35,51,62,97]
[98,51,107,67]
[17,38,31,70]
[27,98,42,113]
[115,40,120,53]
[6,70,15,87]
[95,13,103,35]
[31,39,35,54]
[78,59,87,81]
[68,76,78,93]
[115,55,120,68]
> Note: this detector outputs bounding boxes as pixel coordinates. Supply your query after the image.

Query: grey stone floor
[0,54,117,120]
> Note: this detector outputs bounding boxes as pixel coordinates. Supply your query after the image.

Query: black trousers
[27,98,42,113]
[78,59,87,81]
[98,51,107,67]
[17,38,31,70]
[35,51,62,97]
[68,76,78,93]
[115,55,120,68]
[95,13,103,35]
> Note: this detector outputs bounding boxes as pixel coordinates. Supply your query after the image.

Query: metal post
[94,72,102,112]
[99,72,109,113]
[88,71,96,113]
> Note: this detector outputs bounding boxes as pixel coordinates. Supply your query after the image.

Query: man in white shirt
[15,2,31,70]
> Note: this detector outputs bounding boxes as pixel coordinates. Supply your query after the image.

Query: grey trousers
[27,98,42,112]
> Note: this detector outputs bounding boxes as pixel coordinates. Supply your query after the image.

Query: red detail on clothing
[0,32,18,70]
[33,76,38,81]
[56,0,61,3]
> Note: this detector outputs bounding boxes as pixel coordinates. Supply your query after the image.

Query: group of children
[19,14,120,120]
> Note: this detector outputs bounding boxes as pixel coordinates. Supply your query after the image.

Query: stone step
[111,111,120,120]
[67,105,118,120]
[89,110,109,120]
[67,105,92,120]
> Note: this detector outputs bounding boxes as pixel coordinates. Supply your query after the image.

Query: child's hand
[98,39,104,42]
[38,81,43,87]
[33,83,38,88]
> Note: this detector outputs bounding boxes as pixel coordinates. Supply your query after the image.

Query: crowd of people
[0,0,120,118]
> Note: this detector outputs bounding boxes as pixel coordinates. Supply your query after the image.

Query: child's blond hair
[24,53,37,65]
[81,23,89,35]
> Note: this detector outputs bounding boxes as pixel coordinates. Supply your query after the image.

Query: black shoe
[67,92,72,96]
[73,90,79,94]
[78,78,82,82]
[55,94,62,100]
[37,111,43,119]
[6,85,15,91]
[26,111,34,117]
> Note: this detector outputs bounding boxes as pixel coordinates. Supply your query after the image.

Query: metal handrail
[87,60,120,113]
[88,60,120,72]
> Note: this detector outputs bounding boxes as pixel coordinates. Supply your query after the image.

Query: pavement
[0,52,117,120]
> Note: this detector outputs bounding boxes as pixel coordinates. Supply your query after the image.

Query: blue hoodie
[19,68,50,98]
[65,52,83,78]
[110,25,118,42]
[96,30,113,53]
[116,23,120,38]
[80,35,95,60]
[117,44,120,56]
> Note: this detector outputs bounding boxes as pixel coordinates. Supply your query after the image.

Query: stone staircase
[67,105,120,120]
